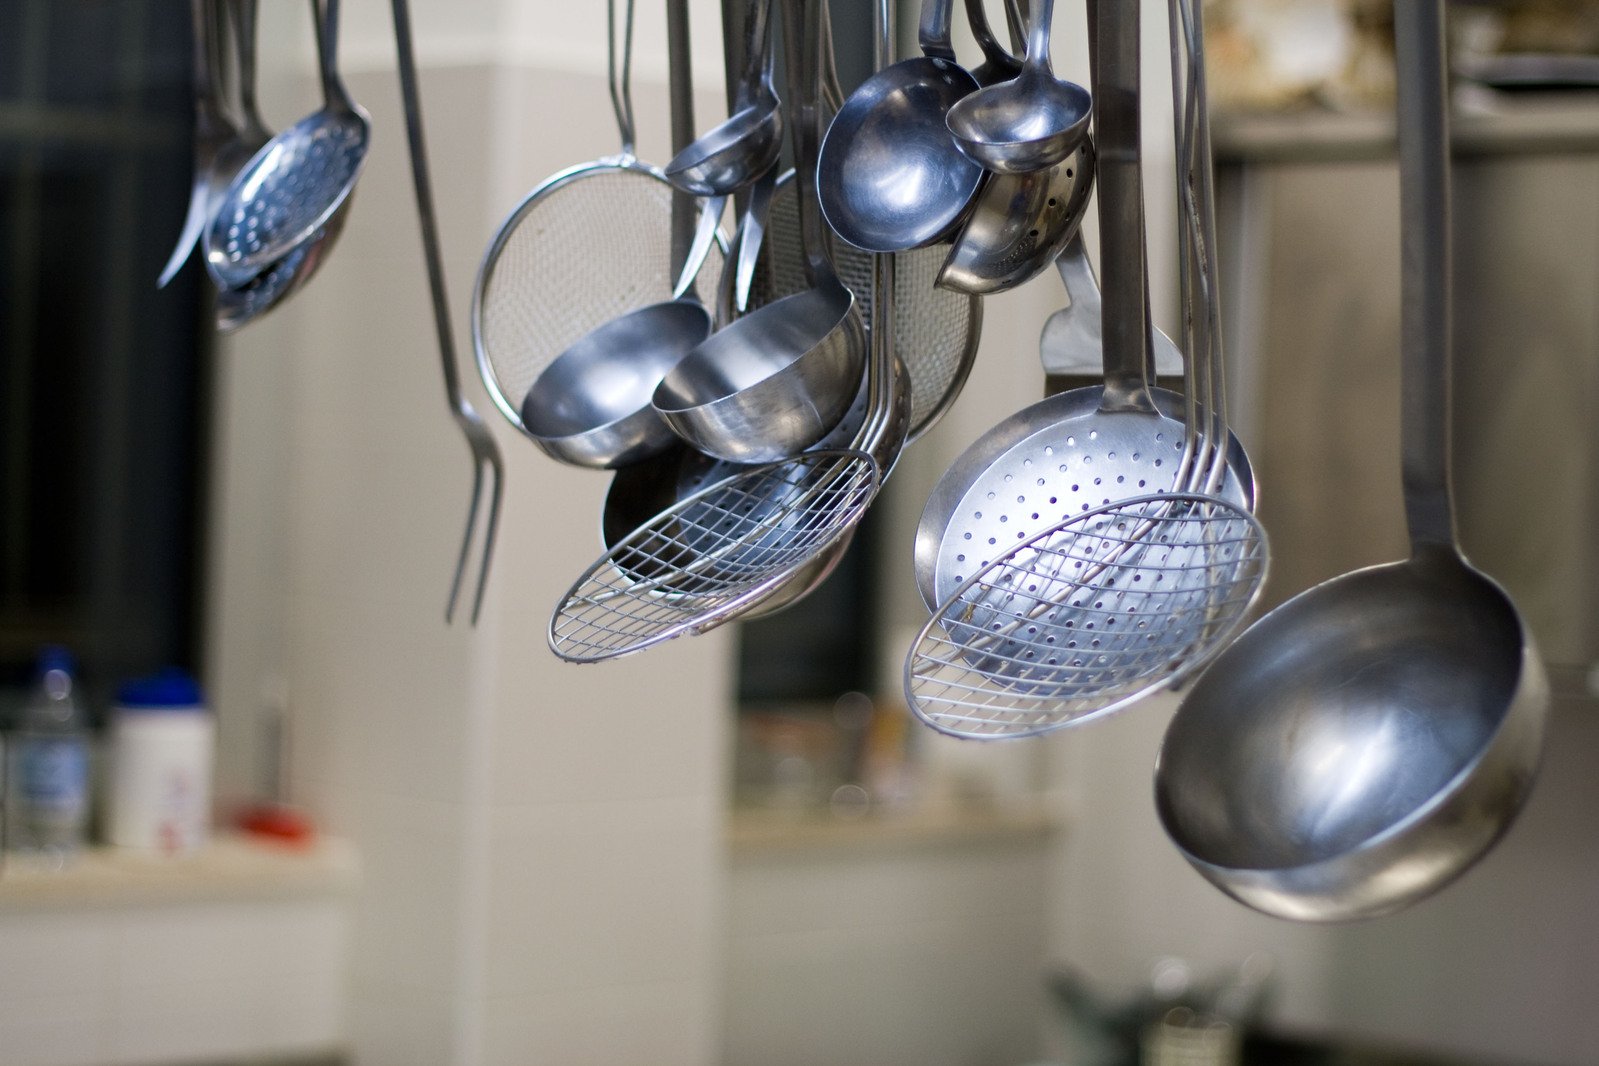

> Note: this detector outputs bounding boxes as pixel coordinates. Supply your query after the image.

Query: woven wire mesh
[750,176,976,438]
[551,449,880,662]
[906,493,1268,738]
[472,163,726,431]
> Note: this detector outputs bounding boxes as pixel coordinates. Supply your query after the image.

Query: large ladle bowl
[945,0,1091,174]
[816,0,981,252]
[1154,1,1547,922]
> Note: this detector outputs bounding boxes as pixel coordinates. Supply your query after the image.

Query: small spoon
[204,0,369,288]
[946,0,1092,174]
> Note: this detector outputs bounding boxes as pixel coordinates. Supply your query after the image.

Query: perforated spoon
[204,0,369,289]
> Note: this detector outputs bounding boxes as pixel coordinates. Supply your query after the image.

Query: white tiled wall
[0,900,347,1066]
[723,838,1055,1066]
[211,8,736,1061]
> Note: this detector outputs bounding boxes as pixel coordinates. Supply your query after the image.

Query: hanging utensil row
[159,0,1543,922]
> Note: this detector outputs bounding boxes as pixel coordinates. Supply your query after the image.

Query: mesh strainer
[471,0,725,435]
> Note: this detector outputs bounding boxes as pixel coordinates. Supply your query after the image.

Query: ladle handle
[918,0,959,63]
[608,0,638,157]
[781,0,834,285]
[666,0,697,289]
[1023,0,1055,74]
[192,0,228,129]
[736,0,775,109]
[315,0,351,109]
[232,0,266,137]
[1395,0,1457,552]
[1090,0,1156,410]
[966,0,1017,70]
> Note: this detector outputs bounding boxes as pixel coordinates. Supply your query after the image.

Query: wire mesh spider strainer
[470,0,725,435]
[904,493,1266,737]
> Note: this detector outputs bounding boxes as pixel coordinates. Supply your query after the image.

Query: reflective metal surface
[945,0,1092,174]
[966,0,1022,88]
[204,0,369,288]
[1156,1,1548,922]
[521,301,711,468]
[653,280,863,462]
[1038,235,1185,378]
[913,384,1253,610]
[665,0,780,198]
[937,136,1094,295]
[906,492,1267,738]
[653,0,864,464]
[816,0,981,251]
[215,0,347,331]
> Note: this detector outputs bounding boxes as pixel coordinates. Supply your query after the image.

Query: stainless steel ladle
[815,0,982,252]
[651,0,865,464]
[1155,0,1547,923]
[945,0,1092,174]
[204,0,369,288]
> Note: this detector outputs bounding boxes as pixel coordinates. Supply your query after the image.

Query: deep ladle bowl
[664,100,782,197]
[945,0,1091,174]
[817,0,981,252]
[652,279,863,463]
[1153,0,1547,923]
[522,300,711,468]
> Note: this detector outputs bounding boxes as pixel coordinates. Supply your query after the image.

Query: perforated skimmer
[903,0,1267,738]
[204,0,369,289]
[471,0,725,436]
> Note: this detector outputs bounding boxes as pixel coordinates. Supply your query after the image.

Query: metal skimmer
[904,493,1265,737]
[904,0,1268,737]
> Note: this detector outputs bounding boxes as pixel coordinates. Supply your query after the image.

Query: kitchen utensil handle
[1395,0,1457,551]
[391,0,505,623]
[666,0,697,286]
[736,0,774,109]
[609,0,638,157]
[1090,0,1155,409]
[782,0,832,285]
[918,0,959,63]
[1023,0,1054,73]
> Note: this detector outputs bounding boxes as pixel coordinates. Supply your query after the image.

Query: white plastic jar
[106,669,214,853]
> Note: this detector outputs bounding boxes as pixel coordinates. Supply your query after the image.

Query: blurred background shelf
[0,834,358,911]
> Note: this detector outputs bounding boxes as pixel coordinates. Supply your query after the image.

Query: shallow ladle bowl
[665,98,782,198]
[521,300,711,468]
[945,0,1091,174]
